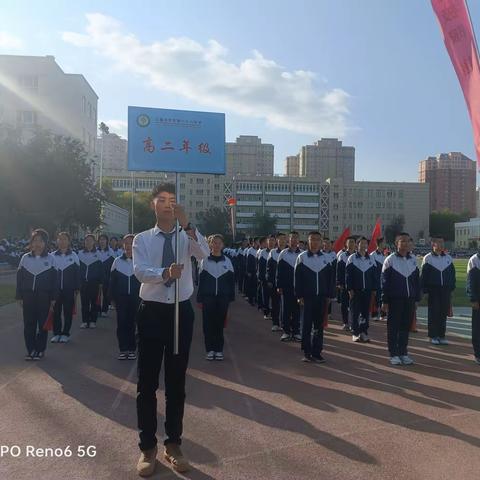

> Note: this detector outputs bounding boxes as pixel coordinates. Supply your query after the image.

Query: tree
[197,206,231,240]
[98,122,110,135]
[0,129,103,237]
[251,211,277,236]
[430,209,470,242]
[384,215,405,245]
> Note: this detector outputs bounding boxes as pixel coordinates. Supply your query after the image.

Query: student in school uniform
[109,234,140,360]
[267,233,287,332]
[256,237,267,311]
[322,236,337,320]
[52,232,80,344]
[78,234,104,329]
[370,237,386,320]
[245,238,259,306]
[276,231,302,342]
[258,236,275,320]
[110,236,124,258]
[133,183,209,476]
[197,234,235,361]
[420,236,455,345]
[236,238,248,295]
[16,229,57,360]
[346,237,377,343]
[295,231,334,363]
[381,232,421,366]
[98,234,114,317]
[467,249,480,364]
[337,237,356,331]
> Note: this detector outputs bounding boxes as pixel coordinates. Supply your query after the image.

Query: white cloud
[103,119,128,138]
[0,32,23,50]
[63,13,354,137]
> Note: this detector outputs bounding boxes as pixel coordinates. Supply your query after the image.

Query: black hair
[151,182,176,199]
[259,236,267,243]
[30,228,49,257]
[289,231,299,236]
[376,237,384,245]
[276,232,286,238]
[98,233,109,251]
[357,236,369,244]
[123,234,135,241]
[308,231,322,237]
[57,231,71,241]
[395,232,411,243]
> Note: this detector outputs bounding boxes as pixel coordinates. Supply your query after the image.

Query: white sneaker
[80,323,88,329]
[271,325,282,332]
[215,352,224,361]
[390,356,402,366]
[90,323,97,329]
[263,315,269,320]
[431,337,440,345]
[360,333,370,343]
[206,351,215,361]
[59,335,70,343]
[293,334,302,342]
[438,337,449,345]
[50,335,61,343]
[352,335,361,342]
[280,333,291,342]
[400,355,414,365]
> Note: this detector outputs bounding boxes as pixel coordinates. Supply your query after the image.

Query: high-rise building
[0,55,98,154]
[298,138,355,182]
[419,152,476,215]
[226,135,274,176]
[285,155,300,176]
[95,133,128,178]
[227,175,429,241]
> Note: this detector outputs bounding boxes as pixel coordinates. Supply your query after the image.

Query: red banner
[333,227,351,253]
[367,219,381,254]
[432,0,480,164]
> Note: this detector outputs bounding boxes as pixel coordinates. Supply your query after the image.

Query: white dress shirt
[133,225,209,303]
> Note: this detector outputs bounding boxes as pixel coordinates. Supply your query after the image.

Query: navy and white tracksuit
[322,250,337,315]
[276,248,301,336]
[236,248,246,293]
[381,252,421,357]
[245,247,258,305]
[337,250,354,326]
[257,248,271,316]
[467,253,480,358]
[346,252,377,336]
[267,248,283,327]
[420,252,456,339]
[197,255,235,353]
[98,247,114,313]
[53,249,80,337]
[295,251,335,357]
[78,249,104,326]
[16,253,57,354]
[109,254,141,352]
[370,250,386,316]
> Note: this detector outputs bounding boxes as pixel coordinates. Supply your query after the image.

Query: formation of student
[13,180,480,477]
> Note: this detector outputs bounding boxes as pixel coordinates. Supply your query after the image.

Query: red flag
[367,219,381,254]
[432,0,480,164]
[43,309,54,332]
[333,227,351,253]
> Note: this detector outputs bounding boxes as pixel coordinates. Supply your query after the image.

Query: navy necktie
[159,231,175,287]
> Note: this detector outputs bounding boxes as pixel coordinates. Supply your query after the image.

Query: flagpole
[174,172,180,355]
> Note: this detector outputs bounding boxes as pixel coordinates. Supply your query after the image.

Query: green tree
[430,209,470,242]
[0,129,103,237]
[251,211,277,236]
[197,206,231,239]
[384,215,405,245]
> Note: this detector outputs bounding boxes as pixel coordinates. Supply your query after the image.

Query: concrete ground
[0,286,480,480]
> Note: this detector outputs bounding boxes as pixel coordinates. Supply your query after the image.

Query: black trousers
[202,296,229,352]
[387,297,415,357]
[472,308,480,358]
[281,290,300,335]
[115,295,140,352]
[302,296,325,356]
[80,282,99,325]
[271,288,280,326]
[22,291,50,354]
[246,274,256,304]
[101,280,110,313]
[340,288,350,325]
[137,300,194,451]
[350,290,372,336]
[53,289,75,336]
[427,287,451,338]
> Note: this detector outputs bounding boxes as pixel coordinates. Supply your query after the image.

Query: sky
[1,0,479,182]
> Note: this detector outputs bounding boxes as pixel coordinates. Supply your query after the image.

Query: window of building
[16,110,37,125]
[196,201,203,207]
[196,178,204,184]
[18,75,38,89]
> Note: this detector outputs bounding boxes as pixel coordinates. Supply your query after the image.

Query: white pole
[174,172,180,355]
[99,132,104,189]
[131,171,135,233]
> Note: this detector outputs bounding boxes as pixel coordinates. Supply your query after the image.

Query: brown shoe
[136,446,158,477]
[164,443,190,473]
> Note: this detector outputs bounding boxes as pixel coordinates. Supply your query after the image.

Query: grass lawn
[418,258,468,307]
[0,284,16,307]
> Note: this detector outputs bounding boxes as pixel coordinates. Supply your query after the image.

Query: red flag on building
[333,227,351,253]
[432,0,480,165]
[368,219,382,254]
